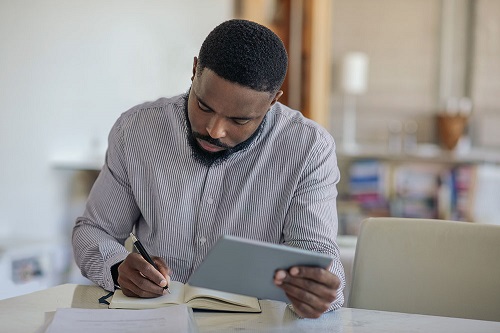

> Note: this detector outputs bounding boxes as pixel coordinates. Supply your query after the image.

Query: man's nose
[206,115,227,139]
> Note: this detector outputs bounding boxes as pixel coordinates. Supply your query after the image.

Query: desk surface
[1,284,499,333]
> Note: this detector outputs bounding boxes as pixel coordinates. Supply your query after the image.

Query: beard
[182,90,267,167]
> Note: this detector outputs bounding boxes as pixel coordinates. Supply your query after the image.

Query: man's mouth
[196,138,227,153]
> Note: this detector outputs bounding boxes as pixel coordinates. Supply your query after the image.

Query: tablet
[187,235,333,302]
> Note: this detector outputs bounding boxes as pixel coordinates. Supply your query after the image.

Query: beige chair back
[348,217,500,322]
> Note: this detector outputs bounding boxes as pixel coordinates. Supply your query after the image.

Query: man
[73,19,345,318]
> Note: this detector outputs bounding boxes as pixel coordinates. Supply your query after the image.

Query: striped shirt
[72,93,345,310]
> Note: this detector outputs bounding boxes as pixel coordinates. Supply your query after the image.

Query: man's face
[187,58,282,158]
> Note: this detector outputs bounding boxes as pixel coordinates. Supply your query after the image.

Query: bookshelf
[336,144,500,235]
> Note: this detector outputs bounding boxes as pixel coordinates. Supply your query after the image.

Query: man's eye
[233,119,251,125]
[198,102,211,112]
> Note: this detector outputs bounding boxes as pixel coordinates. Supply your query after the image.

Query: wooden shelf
[51,156,104,171]
[337,144,500,165]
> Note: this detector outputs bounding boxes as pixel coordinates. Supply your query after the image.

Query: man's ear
[270,90,284,106]
[191,57,198,81]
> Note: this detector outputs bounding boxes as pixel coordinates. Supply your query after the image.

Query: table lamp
[341,52,369,151]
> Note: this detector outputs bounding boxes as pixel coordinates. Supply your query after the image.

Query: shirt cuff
[103,252,129,292]
[110,261,123,290]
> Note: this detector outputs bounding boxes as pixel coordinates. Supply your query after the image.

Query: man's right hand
[117,253,171,298]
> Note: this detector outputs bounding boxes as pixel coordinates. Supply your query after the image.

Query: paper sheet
[42,305,196,333]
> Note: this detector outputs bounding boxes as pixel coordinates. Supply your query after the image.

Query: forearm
[72,217,130,291]
[284,138,346,311]
[326,259,345,311]
[72,116,142,290]
[284,190,346,310]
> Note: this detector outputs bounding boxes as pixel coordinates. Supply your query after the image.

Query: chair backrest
[348,217,500,322]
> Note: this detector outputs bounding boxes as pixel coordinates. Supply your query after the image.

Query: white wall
[329,0,441,145]
[472,0,500,147]
[329,0,500,148]
[0,0,233,240]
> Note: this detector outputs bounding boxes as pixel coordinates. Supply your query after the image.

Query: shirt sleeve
[72,113,140,291]
[282,134,346,311]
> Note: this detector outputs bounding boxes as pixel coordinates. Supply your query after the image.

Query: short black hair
[197,19,288,94]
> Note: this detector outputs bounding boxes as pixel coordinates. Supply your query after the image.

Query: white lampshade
[341,52,369,95]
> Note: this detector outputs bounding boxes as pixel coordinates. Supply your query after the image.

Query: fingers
[153,256,171,288]
[287,293,326,319]
[274,267,339,294]
[290,266,340,290]
[273,267,340,318]
[117,253,171,298]
[280,278,334,317]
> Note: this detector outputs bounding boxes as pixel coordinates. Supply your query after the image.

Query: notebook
[109,280,261,313]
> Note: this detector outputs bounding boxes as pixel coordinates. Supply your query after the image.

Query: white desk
[1,284,499,332]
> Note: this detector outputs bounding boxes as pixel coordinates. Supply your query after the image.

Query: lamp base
[342,94,357,151]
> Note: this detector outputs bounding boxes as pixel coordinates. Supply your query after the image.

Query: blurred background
[1,0,499,299]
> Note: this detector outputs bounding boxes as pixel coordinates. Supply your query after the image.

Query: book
[391,163,444,218]
[109,280,261,313]
[348,159,389,211]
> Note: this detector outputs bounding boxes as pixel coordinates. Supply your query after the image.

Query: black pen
[130,232,171,293]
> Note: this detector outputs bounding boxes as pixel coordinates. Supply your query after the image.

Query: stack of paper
[39,305,197,333]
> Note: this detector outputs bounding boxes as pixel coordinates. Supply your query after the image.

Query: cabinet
[0,238,69,300]
[336,144,500,235]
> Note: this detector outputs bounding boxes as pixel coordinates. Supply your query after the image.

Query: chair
[348,217,500,322]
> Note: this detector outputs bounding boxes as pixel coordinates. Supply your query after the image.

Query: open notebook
[109,280,261,313]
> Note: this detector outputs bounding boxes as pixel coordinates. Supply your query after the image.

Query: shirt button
[199,237,207,244]
[206,198,214,204]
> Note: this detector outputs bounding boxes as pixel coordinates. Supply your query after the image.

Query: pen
[129,232,171,293]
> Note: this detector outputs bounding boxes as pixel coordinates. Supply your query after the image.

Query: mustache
[192,132,232,149]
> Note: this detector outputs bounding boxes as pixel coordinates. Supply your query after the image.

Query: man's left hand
[274,266,340,318]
